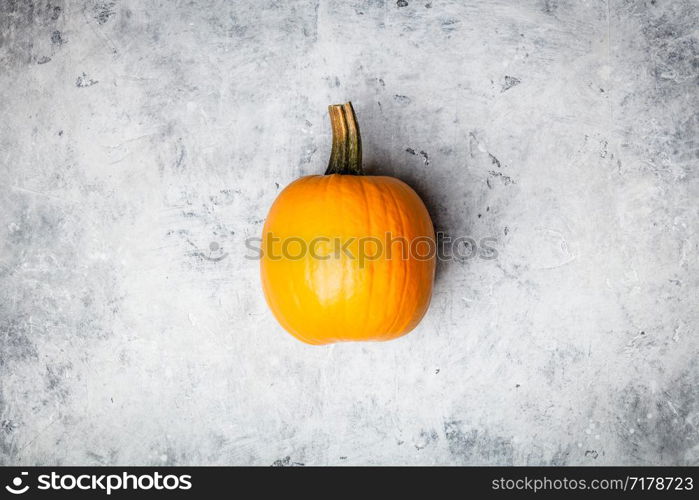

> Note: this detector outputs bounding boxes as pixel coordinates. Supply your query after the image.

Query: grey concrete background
[1,0,697,466]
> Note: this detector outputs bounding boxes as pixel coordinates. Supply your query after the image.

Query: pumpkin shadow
[364,160,461,287]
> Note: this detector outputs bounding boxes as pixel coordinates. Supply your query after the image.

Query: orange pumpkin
[261,102,435,344]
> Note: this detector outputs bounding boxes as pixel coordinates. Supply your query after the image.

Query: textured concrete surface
[1,0,698,466]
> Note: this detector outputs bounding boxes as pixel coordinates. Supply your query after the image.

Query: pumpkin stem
[325,102,363,175]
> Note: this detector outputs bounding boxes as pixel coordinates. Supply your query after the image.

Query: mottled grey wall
[1,0,698,466]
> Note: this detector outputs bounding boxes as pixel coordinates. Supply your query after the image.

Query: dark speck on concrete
[393,94,411,104]
[489,170,515,185]
[489,153,502,168]
[542,0,558,16]
[94,2,117,24]
[51,6,62,21]
[1,420,17,433]
[75,72,98,88]
[51,30,63,45]
[406,147,416,155]
[272,456,304,467]
[585,450,599,459]
[174,139,186,170]
[397,0,408,7]
[419,150,429,165]
[501,75,521,92]
[37,56,52,64]
[415,429,439,450]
